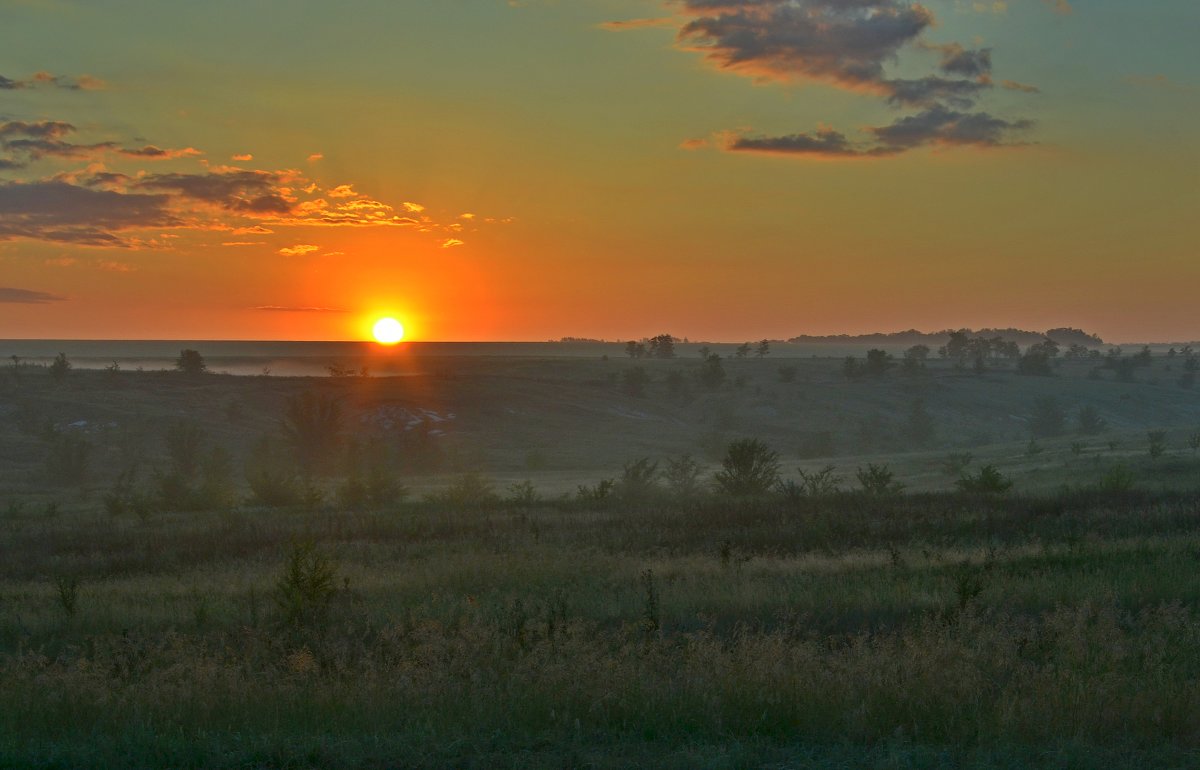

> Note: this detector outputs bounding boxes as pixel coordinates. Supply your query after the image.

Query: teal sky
[1,0,1197,342]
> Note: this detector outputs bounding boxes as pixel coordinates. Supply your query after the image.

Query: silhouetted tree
[175,349,207,374]
[647,334,676,359]
[754,340,770,358]
[624,341,646,359]
[49,352,71,382]
[735,343,752,359]
[864,348,893,377]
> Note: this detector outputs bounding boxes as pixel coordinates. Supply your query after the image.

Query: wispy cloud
[277,244,319,256]
[253,305,346,313]
[0,286,66,303]
[0,71,104,91]
[598,17,676,31]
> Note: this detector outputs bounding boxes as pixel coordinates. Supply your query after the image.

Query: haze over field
[1,1,1197,342]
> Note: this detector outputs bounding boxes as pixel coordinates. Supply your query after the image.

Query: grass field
[1,353,1199,767]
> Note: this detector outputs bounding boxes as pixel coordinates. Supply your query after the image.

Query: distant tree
[624,341,646,359]
[618,457,660,500]
[49,352,71,382]
[1132,346,1153,368]
[698,353,726,389]
[697,345,711,359]
[735,343,752,359]
[754,340,770,358]
[864,348,893,377]
[175,349,207,375]
[1017,348,1054,377]
[1029,396,1067,439]
[647,334,676,359]
[842,356,864,380]
[713,438,780,496]
[794,465,841,496]
[902,344,930,375]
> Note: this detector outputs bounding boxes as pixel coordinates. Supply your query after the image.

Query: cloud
[665,0,1037,160]
[679,137,710,150]
[135,169,294,214]
[0,72,104,91]
[307,153,323,163]
[327,184,358,198]
[1124,74,1192,92]
[441,238,464,248]
[728,106,1032,158]
[221,241,265,247]
[599,17,676,31]
[1043,0,1071,15]
[402,201,425,213]
[231,153,253,161]
[277,244,319,256]
[868,105,1033,150]
[0,180,175,245]
[0,286,66,303]
[1002,79,1040,93]
[118,145,202,159]
[253,305,345,313]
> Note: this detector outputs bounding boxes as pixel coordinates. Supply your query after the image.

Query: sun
[372,317,405,345]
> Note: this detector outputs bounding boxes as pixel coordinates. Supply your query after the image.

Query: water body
[0,339,869,377]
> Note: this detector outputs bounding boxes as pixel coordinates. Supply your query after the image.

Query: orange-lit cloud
[277,244,319,256]
[598,17,676,31]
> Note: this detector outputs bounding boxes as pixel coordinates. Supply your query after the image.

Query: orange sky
[0,1,1196,343]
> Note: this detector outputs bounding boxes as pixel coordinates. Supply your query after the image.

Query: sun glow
[372,317,405,344]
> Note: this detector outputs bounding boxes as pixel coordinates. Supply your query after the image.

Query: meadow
[1,348,1199,768]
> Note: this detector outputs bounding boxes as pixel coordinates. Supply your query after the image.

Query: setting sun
[372,317,405,345]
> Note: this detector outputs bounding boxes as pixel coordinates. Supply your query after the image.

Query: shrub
[429,472,498,507]
[777,365,797,383]
[1097,465,1136,494]
[49,352,71,382]
[698,353,725,389]
[1077,405,1106,435]
[274,541,338,627]
[856,463,905,496]
[713,438,780,497]
[955,464,1012,495]
[618,457,659,501]
[506,480,540,506]
[791,465,841,497]
[663,454,703,498]
[576,479,614,504]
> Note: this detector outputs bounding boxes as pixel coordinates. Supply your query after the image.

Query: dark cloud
[0,121,75,139]
[887,76,989,108]
[134,170,294,214]
[0,121,196,168]
[0,72,104,90]
[0,287,66,304]
[935,44,992,78]
[679,0,935,92]
[0,180,175,245]
[668,0,1038,160]
[869,106,1033,149]
[728,127,875,157]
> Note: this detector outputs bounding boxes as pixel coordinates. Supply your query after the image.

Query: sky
[0,0,1196,343]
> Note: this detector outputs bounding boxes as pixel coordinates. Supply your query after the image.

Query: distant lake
[0,339,878,377]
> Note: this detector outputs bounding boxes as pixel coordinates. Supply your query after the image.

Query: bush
[856,464,905,496]
[663,454,703,498]
[1147,430,1167,459]
[618,457,659,501]
[428,472,499,507]
[955,464,1012,495]
[274,541,338,627]
[576,479,614,504]
[941,452,974,477]
[1097,465,1135,494]
[621,367,650,397]
[1029,397,1066,439]
[698,353,725,389]
[1077,405,1106,435]
[49,353,71,383]
[713,438,780,497]
[794,465,841,496]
